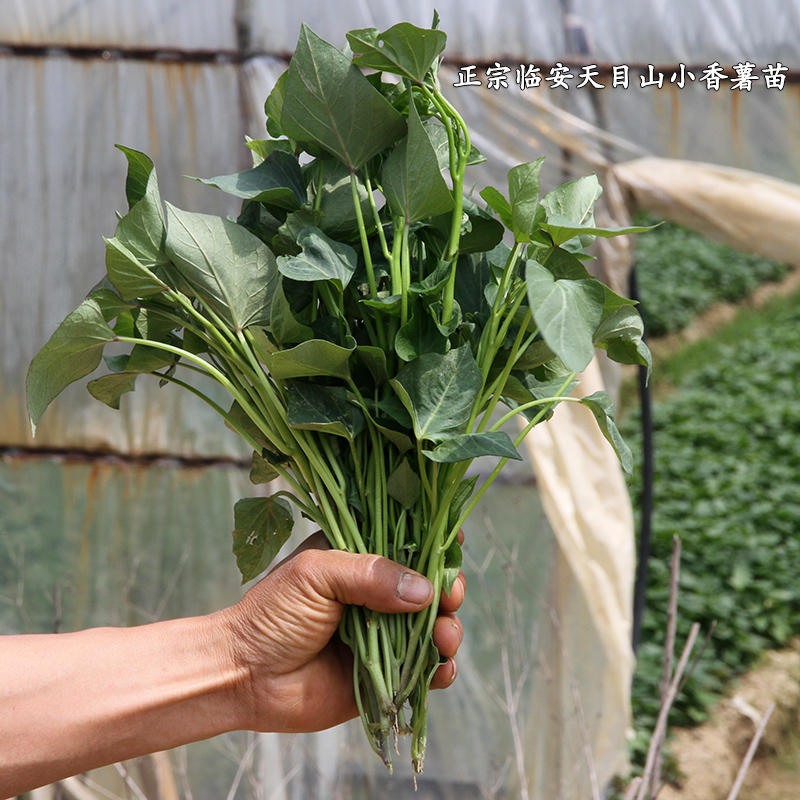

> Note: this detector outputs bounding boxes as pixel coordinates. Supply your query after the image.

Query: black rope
[629,265,655,653]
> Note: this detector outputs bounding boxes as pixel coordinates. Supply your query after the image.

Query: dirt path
[659,643,800,800]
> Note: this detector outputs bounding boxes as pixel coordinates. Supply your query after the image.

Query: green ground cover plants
[632,213,790,338]
[624,287,800,760]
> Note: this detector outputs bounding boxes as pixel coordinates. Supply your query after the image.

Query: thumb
[304,550,434,613]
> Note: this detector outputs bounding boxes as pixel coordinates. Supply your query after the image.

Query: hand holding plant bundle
[27,17,651,773]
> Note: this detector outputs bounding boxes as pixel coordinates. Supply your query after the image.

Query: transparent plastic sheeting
[3,0,797,66]
[0,55,247,457]
[0,0,238,50]
[0,449,627,799]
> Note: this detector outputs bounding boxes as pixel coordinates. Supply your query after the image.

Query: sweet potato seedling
[27,17,651,772]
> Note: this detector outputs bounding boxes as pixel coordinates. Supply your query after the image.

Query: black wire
[629,265,655,653]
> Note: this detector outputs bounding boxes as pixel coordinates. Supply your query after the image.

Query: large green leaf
[281,24,406,170]
[525,260,605,373]
[268,339,354,381]
[423,431,522,463]
[287,382,365,439]
[277,226,357,290]
[232,496,295,583]
[347,23,447,83]
[391,345,482,440]
[382,101,454,224]
[27,294,119,431]
[191,151,306,211]
[164,204,279,331]
[580,391,633,476]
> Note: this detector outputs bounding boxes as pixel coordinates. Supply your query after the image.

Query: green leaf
[250,451,280,485]
[27,294,118,432]
[356,345,389,385]
[106,150,172,299]
[87,372,138,409]
[508,158,545,242]
[191,151,306,211]
[268,339,354,381]
[525,260,605,373]
[594,305,653,379]
[115,144,156,208]
[541,174,603,229]
[387,458,421,509]
[580,391,633,476]
[479,186,513,230]
[395,302,449,362]
[442,537,463,595]
[391,345,482,440]
[447,475,478,533]
[264,70,288,138]
[282,24,406,170]
[164,204,279,331]
[225,401,272,451]
[347,23,447,83]
[277,226,357,290]
[423,431,522,463]
[310,159,372,239]
[382,101,454,224]
[269,276,314,344]
[244,137,295,166]
[232,496,295,583]
[540,217,657,248]
[287,382,365,439]
[105,238,167,300]
[374,419,414,454]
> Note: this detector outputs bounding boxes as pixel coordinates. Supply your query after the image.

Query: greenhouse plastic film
[614,156,800,267]
[0,55,248,457]
[0,0,238,51]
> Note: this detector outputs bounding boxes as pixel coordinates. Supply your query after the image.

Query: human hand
[220,531,466,735]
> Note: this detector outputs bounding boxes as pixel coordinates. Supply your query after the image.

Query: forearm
[0,612,245,798]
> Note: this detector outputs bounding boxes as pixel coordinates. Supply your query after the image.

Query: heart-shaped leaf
[165,204,279,331]
[27,294,119,431]
[232,495,295,582]
[347,23,447,83]
[282,24,406,170]
[277,226,357,290]
[391,345,482,440]
[525,260,605,372]
[382,101,454,224]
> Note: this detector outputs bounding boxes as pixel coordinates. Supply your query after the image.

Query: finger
[430,657,458,690]
[271,530,331,572]
[295,549,435,614]
[439,571,466,613]
[432,613,463,659]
